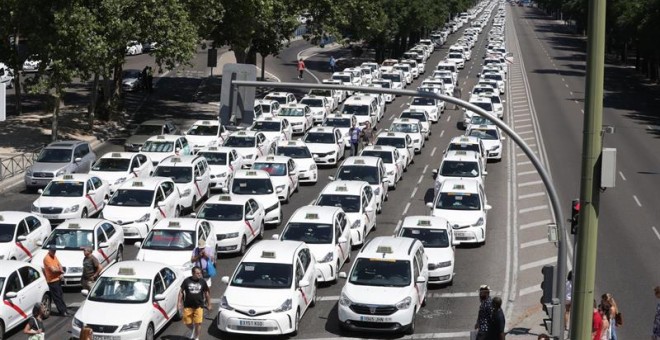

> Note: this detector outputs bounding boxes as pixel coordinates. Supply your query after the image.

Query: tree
[252,0,300,79]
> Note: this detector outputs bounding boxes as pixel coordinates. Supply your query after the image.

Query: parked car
[24,141,97,190]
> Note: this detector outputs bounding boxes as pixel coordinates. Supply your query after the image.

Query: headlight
[56,169,65,177]
[292,122,303,126]
[182,262,194,270]
[276,185,285,193]
[119,320,142,332]
[224,232,239,239]
[245,154,254,160]
[473,217,484,227]
[64,204,80,213]
[114,177,127,185]
[437,261,452,268]
[73,317,83,328]
[387,170,395,175]
[31,204,39,212]
[395,296,412,310]
[328,151,336,155]
[220,295,234,311]
[374,187,381,195]
[339,293,352,306]
[181,188,191,197]
[351,220,361,229]
[273,298,292,312]
[309,164,317,171]
[217,172,227,178]
[136,213,151,223]
[319,251,334,263]
[26,167,33,176]
[413,139,420,143]
[489,145,500,151]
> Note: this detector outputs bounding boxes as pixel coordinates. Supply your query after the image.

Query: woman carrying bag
[23,303,45,340]
[191,239,216,287]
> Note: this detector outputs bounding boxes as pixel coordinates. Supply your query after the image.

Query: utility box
[219,64,256,127]
[601,148,616,188]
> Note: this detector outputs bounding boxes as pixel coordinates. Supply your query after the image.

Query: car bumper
[487,150,502,160]
[34,211,80,224]
[216,237,243,253]
[291,125,305,134]
[264,204,281,225]
[453,226,485,243]
[118,222,150,239]
[217,309,296,335]
[209,177,230,191]
[428,267,454,284]
[313,153,338,165]
[297,169,318,183]
[71,323,144,340]
[315,262,337,282]
[24,176,54,188]
[338,305,414,333]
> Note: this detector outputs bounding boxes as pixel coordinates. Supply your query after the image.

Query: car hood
[342,284,412,305]
[31,162,69,173]
[102,206,152,223]
[425,246,454,264]
[308,107,326,115]
[233,147,259,157]
[89,171,130,184]
[208,164,231,176]
[208,220,245,235]
[480,139,501,150]
[31,248,84,269]
[306,143,337,153]
[0,243,15,258]
[432,209,483,227]
[136,249,190,269]
[141,151,172,164]
[76,300,151,326]
[409,105,436,113]
[291,158,315,171]
[307,243,334,262]
[260,131,285,142]
[33,196,81,209]
[225,286,292,310]
[125,135,151,146]
[284,116,306,123]
[186,135,218,147]
[122,77,139,85]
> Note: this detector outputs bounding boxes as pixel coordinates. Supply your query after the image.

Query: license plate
[94,336,118,340]
[360,316,392,322]
[239,319,264,327]
[454,231,465,236]
[42,214,58,219]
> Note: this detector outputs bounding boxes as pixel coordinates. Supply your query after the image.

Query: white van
[341,95,378,127]
[0,63,15,88]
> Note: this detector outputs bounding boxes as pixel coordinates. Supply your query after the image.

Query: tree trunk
[88,72,100,130]
[13,29,21,115]
[260,54,266,80]
[51,86,61,142]
[110,61,123,121]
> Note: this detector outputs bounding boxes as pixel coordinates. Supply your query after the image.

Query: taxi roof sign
[261,251,276,259]
[132,181,144,187]
[452,184,466,190]
[386,132,396,136]
[168,221,181,228]
[305,213,319,219]
[218,195,232,201]
[287,141,298,146]
[208,147,219,151]
[266,156,275,161]
[157,135,165,139]
[237,131,247,135]
[246,171,257,176]
[202,121,211,125]
[62,175,74,180]
[417,219,432,226]
[0,215,3,221]
[170,157,182,163]
[68,223,81,229]
[118,268,136,276]
[372,145,382,150]
[335,185,348,192]
[376,246,393,254]
[111,153,122,158]
[454,151,467,156]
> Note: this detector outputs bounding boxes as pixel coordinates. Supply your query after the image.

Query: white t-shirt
[565,280,572,302]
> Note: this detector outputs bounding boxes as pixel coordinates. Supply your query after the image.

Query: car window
[200,222,211,239]
[80,144,90,156]
[16,220,29,237]
[160,268,176,288]
[101,223,116,239]
[339,214,347,232]
[96,227,107,244]
[25,216,41,232]
[248,199,259,212]
[298,248,311,272]
[364,186,373,202]
[130,157,141,170]
[295,262,304,285]
[153,274,166,295]
[92,177,103,189]
[181,138,189,148]
[413,258,420,280]
[5,271,23,294]
[137,154,148,165]
[334,219,341,243]
[154,187,165,203]
[161,182,175,196]
[194,164,202,177]
[19,266,40,286]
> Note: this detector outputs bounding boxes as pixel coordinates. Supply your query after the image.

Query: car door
[405,135,414,158]
[393,150,404,176]
[362,187,376,230]
[287,160,299,191]
[304,107,313,127]
[296,249,314,313]
[91,176,107,208]
[256,134,266,157]
[180,137,192,155]
[415,247,429,297]
[3,270,27,330]
[85,178,101,215]
[243,201,258,242]
[335,214,350,265]
[160,182,178,216]
[94,227,112,266]
[412,256,424,307]
[199,159,211,196]
[248,199,264,235]
[200,221,216,250]
[100,222,121,262]
[25,216,47,257]
[137,154,153,177]
[151,272,169,331]
[334,129,344,158]
[18,266,45,313]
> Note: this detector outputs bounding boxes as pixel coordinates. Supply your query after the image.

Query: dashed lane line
[519,205,548,214]
[520,257,556,271]
[652,226,660,241]
[520,219,553,230]
[431,147,437,157]
[410,187,418,198]
[521,238,549,249]
[633,195,642,207]
[519,192,545,200]
[518,180,543,187]
[519,285,542,297]
[517,170,538,176]
[619,171,626,181]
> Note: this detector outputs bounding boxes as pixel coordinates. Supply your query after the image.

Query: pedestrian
[362,121,376,146]
[178,266,211,340]
[601,293,620,340]
[141,66,148,90]
[488,296,506,340]
[653,286,660,340]
[348,123,362,156]
[453,86,463,109]
[43,245,70,316]
[592,300,603,340]
[297,58,306,79]
[566,270,573,331]
[23,303,45,340]
[190,239,214,287]
[599,301,611,340]
[81,247,103,291]
[475,284,494,340]
[146,66,153,92]
[329,56,336,73]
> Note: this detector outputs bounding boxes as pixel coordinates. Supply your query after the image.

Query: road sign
[220,64,256,126]
[208,48,218,68]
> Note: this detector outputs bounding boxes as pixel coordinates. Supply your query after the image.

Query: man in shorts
[178,266,211,340]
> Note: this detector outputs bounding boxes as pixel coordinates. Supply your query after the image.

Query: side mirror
[103,199,109,204]
[87,190,96,196]
[298,279,310,288]
[271,234,280,240]
[154,294,166,302]
[365,207,374,213]
[80,289,89,297]
[5,291,17,299]
[338,236,348,244]
[485,204,492,210]
[416,276,427,283]
[222,188,229,193]
[221,276,230,284]
[432,169,438,175]
[157,201,166,207]
[290,170,297,176]
[426,202,434,209]
[36,240,43,246]
[328,176,335,181]
[175,147,181,152]
[74,157,82,163]
[338,272,347,279]
[98,242,109,249]
[17,235,27,242]
[501,137,506,141]
[189,213,197,218]
[138,147,143,152]
[37,189,44,194]
[134,241,142,248]
[195,176,202,182]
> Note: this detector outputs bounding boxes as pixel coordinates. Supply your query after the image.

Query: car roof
[344,96,375,104]
[392,118,421,124]
[401,215,451,230]
[152,218,202,232]
[55,218,105,231]
[234,169,271,179]
[102,260,169,279]
[449,135,482,145]
[0,211,39,224]
[99,152,138,160]
[254,155,290,164]
[288,205,342,223]
[277,139,308,148]
[146,135,180,142]
[243,240,305,264]
[51,173,95,182]
[255,99,279,105]
[326,113,354,119]
[45,140,86,149]
[439,178,481,194]
[301,95,324,100]
[118,177,171,190]
[340,156,381,167]
[254,117,284,123]
[228,130,259,137]
[0,260,38,275]
[443,150,480,161]
[281,103,307,109]
[320,180,368,195]
[158,155,202,166]
[198,146,235,153]
[359,236,420,260]
[361,145,396,153]
[308,126,336,134]
[191,120,220,126]
[377,131,408,138]
[265,92,291,97]
[204,194,251,206]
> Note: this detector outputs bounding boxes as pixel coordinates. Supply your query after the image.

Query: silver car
[123,119,179,152]
[24,141,97,190]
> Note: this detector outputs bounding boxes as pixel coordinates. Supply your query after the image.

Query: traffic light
[540,264,555,306]
[570,199,580,235]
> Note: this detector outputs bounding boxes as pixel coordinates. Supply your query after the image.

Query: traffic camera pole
[570,0,606,336]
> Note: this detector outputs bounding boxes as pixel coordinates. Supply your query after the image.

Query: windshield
[373,81,391,88]
[252,121,281,132]
[197,203,243,221]
[435,192,481,210]
[412,97,435,106]
[42,181,84,197]
[390,123,419,133]
[92,158,130,172]
[197,152,227,165]
[153,166,192,183]
[440,160,479,177]
[402,228,450,248]
[468,129,498,140]
[231,262,292,289]
[316,194,360,213]
[349,258,411,287]
[264,96,287,104]
[141,141,174,153]
[473,87,494,95]
[309,89,332,97]
[324,118,351,128]
[448,143,480,153]
[187,125,218,136]
[232,178,274,195]
[0,224,15,243]
[281,223,333,244]
[360,150,393,163]
[484,74,502,81]
[122,70,141,79]
[89,277,151,303]
[276,147,311,159]
[279,108,304,117]
[336,165,379,185]
[108,189,153,207]
[134,125,162,135]
[437,66,455,72]
[382,74,401,82]
[394,66,409,72]
[44,229,93,250]
[470,102,493,112]
[401,111,427,122]
[448,53,463,59]
[442,78,452,84]
[142,229,195,250]
[332,75,351,83]
[224,136,255,148]
[252,163,287,176]
[342,104,369,116]
[257,104,272,113]
[376,137,406,149]
[36,149,71,163]
[304,132,335,144]
[301,99,323,107]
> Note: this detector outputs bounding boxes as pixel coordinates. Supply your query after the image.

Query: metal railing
[0,147,41,181]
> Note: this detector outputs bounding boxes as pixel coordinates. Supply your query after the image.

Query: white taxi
[222,130,274,168]
[300,95,331,124]
[278,104,314,134]
[426,179,491,245]
[90,152,154,193]
[0,212,51,262]
[330,157,388,214]
[399,109,431,139]
[250,117,292,142]
[275,140,318,184]
[264,92,297,106]
[322,113,357,148]
[32,219,125,287]
[252,155,299,203]
[314,181,376,246]
[140,135,193,166]
[101,178,182,239]
[229,170,282,226]
[308,88,340,111]
[466,124,505,161]
[463,97,495,129]
[0,260,52,336]
[254,99,282,118]
[197,147,245,192]
[184,120,228,152]
[390,118,425,153]
[360,145,404,189]
[275,206,351,283]
[337,236,428,335]
[31,174,110,224]
[371,79,395,102]
[135,218,217,272]
[303,127,346,166]
[408,96,443,122]
[432,150,487,196]
[152,155,210,212]
[321,79,347,102]
[397,216,456,285]
[71,261,184,340]
[375,131,414,168]
[217,240,317,335]
[445,135,488,171]
[196,195,265,254]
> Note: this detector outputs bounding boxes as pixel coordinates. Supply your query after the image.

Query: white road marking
[515,118,532,123]
[581,109,584,113]
[518,180,543,187]
[517,170,537,176]
[519,205,548,214]
[411,187,418,198]
[439,130,445,137]
[522,136,536,142]
[516,123,533,129]
[446,115,451,122]
[417,175,424,185]
[520,257,556,271]
[520,219,553,230]
[400,103,405,108]
[521,238,549,249]
[431,147,437,157]
[403,202,411,215]
[389,115,395,121]
[422,164,429,174]
[517,160,532,166]
[652,226,660,241]
[394,219,402,233]
[565,84,569,88]
[519,192,545,200]
[517,130,534,135]
[618,171,626,181]
[633,195,642,207]
[519,285,542,297]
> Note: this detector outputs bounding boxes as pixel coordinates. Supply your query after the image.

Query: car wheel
[310,285,317,307]
[346,246,351,263]
[258,222,265,239]
[391,178,397,190]
[116,246,123,262]
[405,313,416,335]
[292,309,301,336]
[81,208,88,218]
[175,206,181,217]
[0,320,5,340]
[239,236,247,255]
[41,293,52,319]
[277,209,283,226]
[145,323,155,340]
